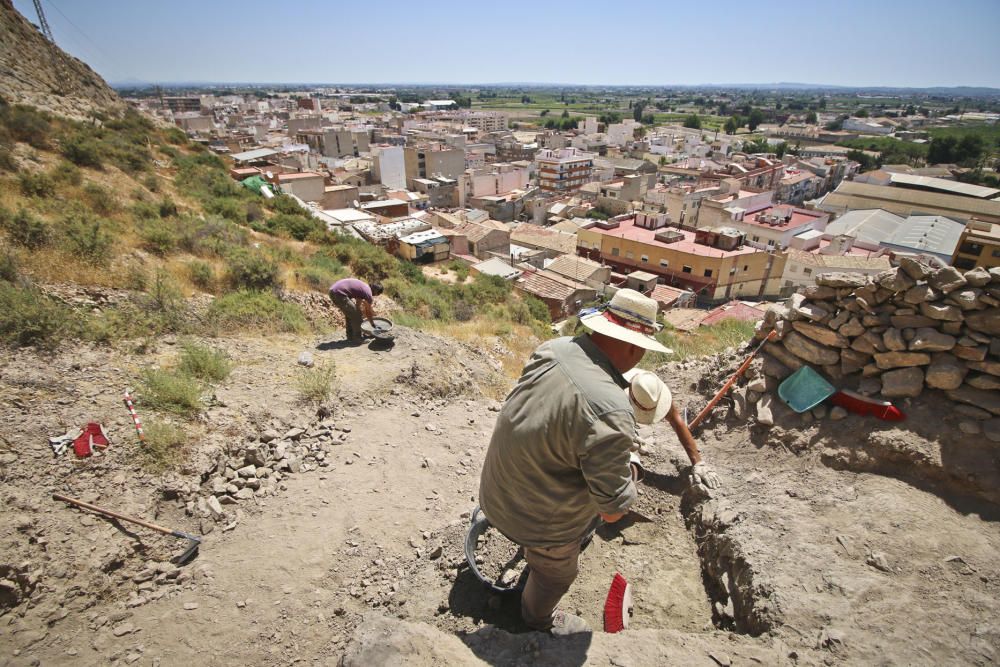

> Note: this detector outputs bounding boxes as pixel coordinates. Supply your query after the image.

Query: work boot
[550,609,590,636]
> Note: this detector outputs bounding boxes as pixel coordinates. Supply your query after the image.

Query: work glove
[629,451,645,482]
[689,463,721,490]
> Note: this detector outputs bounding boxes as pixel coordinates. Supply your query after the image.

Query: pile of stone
[750,260,1000,429]
[174,421,352,531]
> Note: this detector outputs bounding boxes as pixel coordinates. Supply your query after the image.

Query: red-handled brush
[603,572,633,633]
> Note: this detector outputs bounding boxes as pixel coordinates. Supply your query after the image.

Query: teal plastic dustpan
[778,366,836,413]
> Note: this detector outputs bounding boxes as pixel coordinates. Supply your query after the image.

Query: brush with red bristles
[603,572,633,633]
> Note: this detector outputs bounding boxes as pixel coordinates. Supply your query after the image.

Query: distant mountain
[0,0,123,118]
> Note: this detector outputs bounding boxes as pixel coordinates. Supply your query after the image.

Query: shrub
[206,196,247,222]
[51,161,83,186]
[61,132,103,168]
[131,199,160,220]
[178,342,231,383]
[83,183,118,215]
[140,419,188,471]
[0,142,15,171]
[267,212,322,241]
[188,260,214,290]
[63,215,113,262]
[0,249,18,282]
[164,127,188,145]
[296,363,336,404]
[0,282,71,349]
[298,253,344,291]
[139,220,179,255]
[143,173,160,192]
[3,208,51,249]
[207,290,308,333]
[18,170,55,197]
[225,249,280,291]
[0,104,52,149]
[139,368,202,416]
[158,197,178,218]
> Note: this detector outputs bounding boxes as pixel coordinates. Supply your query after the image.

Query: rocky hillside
[0,0,123,118]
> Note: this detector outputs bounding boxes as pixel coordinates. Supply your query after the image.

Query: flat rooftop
[590,217,758,258]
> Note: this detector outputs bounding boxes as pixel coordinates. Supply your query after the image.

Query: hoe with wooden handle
[53,493,201,565]
[687,330,777,431]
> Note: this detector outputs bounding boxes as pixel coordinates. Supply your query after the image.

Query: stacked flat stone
[754,261,1000,422]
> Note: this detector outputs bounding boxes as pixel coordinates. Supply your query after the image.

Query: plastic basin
[778,366,836,413]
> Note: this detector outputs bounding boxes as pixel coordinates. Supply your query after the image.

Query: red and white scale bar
[123,389,146,443]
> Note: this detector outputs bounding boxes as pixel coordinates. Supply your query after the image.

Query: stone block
[880,367,924,398]
[874,351,931,369]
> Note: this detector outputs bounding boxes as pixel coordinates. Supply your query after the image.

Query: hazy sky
[13,0,1000,88]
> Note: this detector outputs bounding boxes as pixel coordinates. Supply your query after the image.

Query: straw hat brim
[623,370,673,424]
[581,312,673,354]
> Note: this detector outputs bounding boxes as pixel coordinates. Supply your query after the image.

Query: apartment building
[466,163,530,199]
[952,221,1000,270]
[404,145,465,185]
[577,215,786,301]
[372,145,407,191]
[535,147,595,193]
[163,96,201,113]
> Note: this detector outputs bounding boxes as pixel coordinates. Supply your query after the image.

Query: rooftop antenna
[33,0,55,42]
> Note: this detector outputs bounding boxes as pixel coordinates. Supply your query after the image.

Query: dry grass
[296,363,336,404]
[140,419,190,472]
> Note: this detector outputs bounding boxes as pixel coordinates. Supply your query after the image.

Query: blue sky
[13,0,1000,88]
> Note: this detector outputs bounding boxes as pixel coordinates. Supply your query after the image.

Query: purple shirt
[330,278,373,302]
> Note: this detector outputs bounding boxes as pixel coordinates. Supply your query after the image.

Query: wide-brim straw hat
[623,369,672,424]
[580,289,672,354]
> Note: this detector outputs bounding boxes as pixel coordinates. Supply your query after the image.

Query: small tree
[724,116,739,135]
[747,109,764,132]
[805,111,818,124]
[683,114,702,129]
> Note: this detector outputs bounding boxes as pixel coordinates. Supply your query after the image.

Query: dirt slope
[0,0,123,118]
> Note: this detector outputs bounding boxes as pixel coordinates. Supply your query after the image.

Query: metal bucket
[464,506,527,594]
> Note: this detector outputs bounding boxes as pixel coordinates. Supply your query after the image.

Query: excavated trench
[435,471,774,639]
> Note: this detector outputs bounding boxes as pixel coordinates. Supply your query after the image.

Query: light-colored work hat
[623,369,672,424]
[580,289,672,354]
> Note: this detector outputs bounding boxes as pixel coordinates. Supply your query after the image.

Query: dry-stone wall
[753,260,1000,430]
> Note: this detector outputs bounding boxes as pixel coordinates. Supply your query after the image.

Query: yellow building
[578,217,786,301]
[952,221,1000,271]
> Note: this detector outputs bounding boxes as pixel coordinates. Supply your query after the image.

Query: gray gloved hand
[689,462,721,490]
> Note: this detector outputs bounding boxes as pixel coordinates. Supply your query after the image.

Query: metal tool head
[172,532,202,565]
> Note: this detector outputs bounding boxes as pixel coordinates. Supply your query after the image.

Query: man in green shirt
[478,289,720,635]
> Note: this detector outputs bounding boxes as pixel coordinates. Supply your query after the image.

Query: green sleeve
[579,410,637,515]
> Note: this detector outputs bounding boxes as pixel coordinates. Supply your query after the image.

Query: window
[730,267,737,275]
[789,265,797,273]
[704,268,713,277]
[803,268,812,275]
[611,247,620,256]
[625,251,634,260]
[960,242,984,256]
[752,235,759,242]
[993,248,1000,258]
[659,259,669,268]
[640,255,649,263]
[682,265,692,274]
[743,265,749,272]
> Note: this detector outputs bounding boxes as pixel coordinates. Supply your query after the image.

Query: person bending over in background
[329,277,382,344]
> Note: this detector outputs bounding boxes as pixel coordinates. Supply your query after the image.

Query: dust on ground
[1,328,999,666]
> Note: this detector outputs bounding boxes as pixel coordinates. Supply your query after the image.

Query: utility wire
[43,0,121,76]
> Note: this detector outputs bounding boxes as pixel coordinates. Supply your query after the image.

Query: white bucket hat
[580,289,672,354]
[623,369,672,424]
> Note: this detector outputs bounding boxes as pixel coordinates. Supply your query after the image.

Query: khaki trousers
[330,294,362,342]
[521,541,581,630]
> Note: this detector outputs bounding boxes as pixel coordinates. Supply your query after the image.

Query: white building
[607,120,640,147]
[372,145,406,191]
[843,118,894,135]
